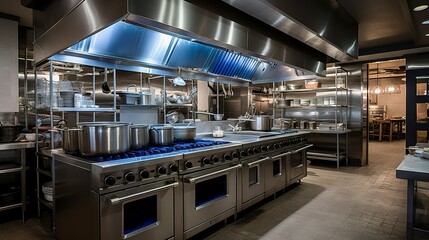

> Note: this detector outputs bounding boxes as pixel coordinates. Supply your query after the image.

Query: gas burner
[273,130,298,134]
[79,139,231,162]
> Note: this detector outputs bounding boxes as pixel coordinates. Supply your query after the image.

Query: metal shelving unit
[33,61,119,234]
[273,67,349,169]
[0,142,35,223]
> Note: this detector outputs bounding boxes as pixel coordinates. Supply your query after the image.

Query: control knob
[253,147,260,154]
[140,169,150,179]
[212,156,220,163]
[240,150,247,157]
[124,172,135,183]
[247,148,254,155]
[261,146,268,152]
[104,175,116,186]
[202,157,212,165]
[169,164,178,172]
[223,154,232,161]
[157,166,167,175]
[184,161,193,169]
[232,152,239,159]
[273,143,279,149]
[266,145,272,151]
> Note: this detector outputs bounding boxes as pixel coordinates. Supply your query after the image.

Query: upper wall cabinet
[0,18,18,112]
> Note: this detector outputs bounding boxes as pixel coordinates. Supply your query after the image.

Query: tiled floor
[199,140,410,240]
[0,139,423,240]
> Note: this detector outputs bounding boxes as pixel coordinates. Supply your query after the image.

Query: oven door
[264,151,290,195]
[288,144,313,182]
[182,164,240,233]
[241,157,268,206]
[100,179,178,240]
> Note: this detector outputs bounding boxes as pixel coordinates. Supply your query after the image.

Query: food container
[130,124,149,149]
[213,126,224,138]
[278,85,287,91]
[173,125,196,142]
[78,122,130,156]
[42,182,53,202]
[61,128,80,153]
[305,80,319,89]
[300,99,310,106]
[276,99,292,108]
[117,91,140,105]
[299,120,308,129]
[149,125,174,146]
[139,92,152,105]
[287,83,303,90]
[25,133,37,142]
[213,114,224,121]
[0,125,23,143]
[308,121,318,129]
[251,115,273,131]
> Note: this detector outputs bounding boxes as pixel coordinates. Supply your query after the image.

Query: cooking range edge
[53,132,310,240]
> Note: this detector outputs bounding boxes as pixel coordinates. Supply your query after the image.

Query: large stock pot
[78,122,130,156]
[250,115,273,131]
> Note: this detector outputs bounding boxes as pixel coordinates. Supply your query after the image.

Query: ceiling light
[426,33,429,37]
[414,5,428,11]
[423,20,429,24]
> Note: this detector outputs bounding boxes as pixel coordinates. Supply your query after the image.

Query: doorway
[367,59,406,151]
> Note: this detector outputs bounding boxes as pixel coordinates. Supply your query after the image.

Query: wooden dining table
[372,118,405,142]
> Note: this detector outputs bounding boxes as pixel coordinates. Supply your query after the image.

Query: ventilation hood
[32,0,342,84]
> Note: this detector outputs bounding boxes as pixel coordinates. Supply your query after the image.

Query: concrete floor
[0,139,423,239]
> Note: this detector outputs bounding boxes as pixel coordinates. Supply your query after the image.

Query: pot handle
[149,125,159,132]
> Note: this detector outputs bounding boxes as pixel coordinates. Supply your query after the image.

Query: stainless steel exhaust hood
[32,0,347,84]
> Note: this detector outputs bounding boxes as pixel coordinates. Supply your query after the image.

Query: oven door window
[123,195,157,235]
[273,159,281,176]
[195,175,227,208]
[249,165,259,187]
[291,152,303,167]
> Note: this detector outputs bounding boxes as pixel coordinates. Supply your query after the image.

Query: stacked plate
[60,91,77,107]
[42,181,53,202]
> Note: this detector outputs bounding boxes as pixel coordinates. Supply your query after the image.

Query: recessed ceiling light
[414,5,428,11]
[423,20,429,24]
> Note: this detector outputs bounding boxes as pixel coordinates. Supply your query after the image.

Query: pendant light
[385,82,401,94]
[372,63,383,94]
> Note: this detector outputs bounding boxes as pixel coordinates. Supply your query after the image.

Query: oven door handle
[270,151,292,160]
[291,144,313,154]
[244,157,270,167]
[183,164,241,183]
[107,181,179,205]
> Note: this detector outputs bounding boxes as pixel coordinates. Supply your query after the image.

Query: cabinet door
[0,18,18,112]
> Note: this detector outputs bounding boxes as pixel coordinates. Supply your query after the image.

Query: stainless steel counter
[196,131,308,143]
[396,154,429,239]
[0,141,35,150]
[396,155,429,181]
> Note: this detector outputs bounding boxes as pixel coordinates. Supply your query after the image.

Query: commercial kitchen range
[53,130,311,240]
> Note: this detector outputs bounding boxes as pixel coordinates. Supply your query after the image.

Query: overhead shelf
[275,87,348,94]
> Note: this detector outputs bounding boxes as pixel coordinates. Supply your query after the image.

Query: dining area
[369,117,406,142]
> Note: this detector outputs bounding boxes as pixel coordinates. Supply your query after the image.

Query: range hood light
[414,5,428,11]
[425,33,429,37]
[422,20,429,24]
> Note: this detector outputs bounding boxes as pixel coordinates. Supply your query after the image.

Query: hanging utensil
[172,68,186,86]
[101,68,111,94]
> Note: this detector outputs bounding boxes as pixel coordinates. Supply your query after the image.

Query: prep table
[396,155,429,239]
